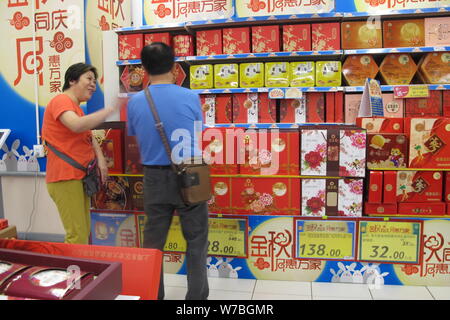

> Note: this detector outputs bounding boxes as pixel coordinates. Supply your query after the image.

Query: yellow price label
[296,220,356,260]
[164,216,247,257]
[358,221,421,263]
[394,85,430,99]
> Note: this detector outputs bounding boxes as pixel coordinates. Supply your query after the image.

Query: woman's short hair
[63,63,98,91]
[140,42,174,76]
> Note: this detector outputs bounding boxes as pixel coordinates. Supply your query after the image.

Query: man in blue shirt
[127,42,209,300]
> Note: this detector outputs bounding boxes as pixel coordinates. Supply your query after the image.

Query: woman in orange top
[42,63,122,244]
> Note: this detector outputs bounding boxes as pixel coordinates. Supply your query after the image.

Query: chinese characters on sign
[143,0,234,25]
[1,0,84,106]
[236,0,335,18]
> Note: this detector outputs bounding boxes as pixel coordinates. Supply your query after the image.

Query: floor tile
[208,277,256,292]
[426,286,450,300]
[370,285,434,300]
[252,293,311,300]
[164,286,187,300]
[254,280,311,296]
[208,289,253,300]
[312,282,372,299]
[164,273,187,287]
[313,296,372,300]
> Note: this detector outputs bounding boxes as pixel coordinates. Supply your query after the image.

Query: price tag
[164,216,247,257]
[358,220,422,264]
[393,85,430,99]
[295,220,356,260]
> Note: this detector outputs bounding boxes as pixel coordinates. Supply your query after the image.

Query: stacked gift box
[117,17,449,60]
[200,92,344,125]
[203,125,367,217]
[359,115,450,217]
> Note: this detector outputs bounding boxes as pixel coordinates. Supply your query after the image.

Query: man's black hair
[63,63,98,91]
[141,42,175,76]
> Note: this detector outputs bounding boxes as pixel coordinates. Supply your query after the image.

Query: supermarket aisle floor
[163,273,450,300]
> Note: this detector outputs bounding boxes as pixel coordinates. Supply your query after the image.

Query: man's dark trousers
[143,166,209,300]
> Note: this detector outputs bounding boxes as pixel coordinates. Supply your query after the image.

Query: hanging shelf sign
[349,0,449,12]
[143,0,234,25]
[235,0,335,17]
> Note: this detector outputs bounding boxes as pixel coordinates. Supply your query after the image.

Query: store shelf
[114,8,450,33]
[345,84,450,92]
[343,7,450,18]
[368,168,450,171]
[207,123,343,129]
[185,50,344,61]
[193,86,343,94]
[344,46,450,55]
[116,46,449,66]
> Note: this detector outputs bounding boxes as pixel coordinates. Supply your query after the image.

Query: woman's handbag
[144,87,212,206]
[46,142,101,197]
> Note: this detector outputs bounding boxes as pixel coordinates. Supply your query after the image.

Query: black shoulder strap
[46,142,86,172]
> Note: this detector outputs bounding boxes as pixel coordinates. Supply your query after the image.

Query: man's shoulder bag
[144,87,212,206]
[46,142,101,197]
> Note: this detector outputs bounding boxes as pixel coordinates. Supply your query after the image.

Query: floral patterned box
[223,27,251,54]
[312,23,340,51]
[173,35,194,56]
[300,127,367,178]
[252,25,280,53]
[283,24,311,52]
[231,177,300,215]
[118,34,143,60]
[196,29,222,56]
[301,178,363,217]
[367,133,408,169]
[239,130,299,176]
[144,32,171,47]
[406,118,450,168]
[389,171,443,203]
[208,177,233,214]
[202,127,239,175]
